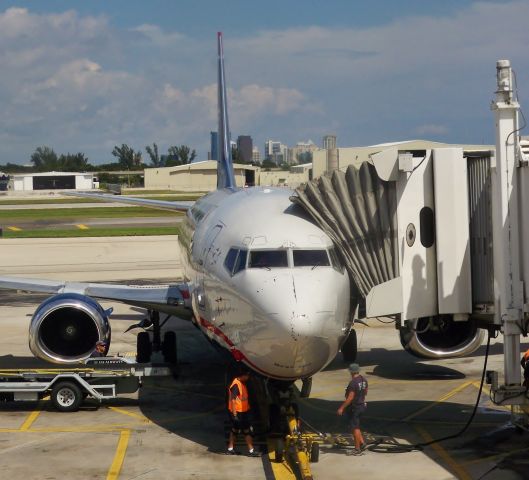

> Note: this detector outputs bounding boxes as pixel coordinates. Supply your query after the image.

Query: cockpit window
[293,249,330,267]
[233,249,248,274]
[224,248,247,275]
[249,250,288,268]
[224,248,238,273]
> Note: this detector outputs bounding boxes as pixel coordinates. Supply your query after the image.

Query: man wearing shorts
[227,369,260,456]
[337,363,368,455]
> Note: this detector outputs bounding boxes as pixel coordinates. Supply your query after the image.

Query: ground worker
[226,368,260,456]
[90,340,107,358]
[521,348,529,387]
[337,363,368,455]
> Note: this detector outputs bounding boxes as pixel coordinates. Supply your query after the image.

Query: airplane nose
[244,271,348,378]
[266,272,344,339]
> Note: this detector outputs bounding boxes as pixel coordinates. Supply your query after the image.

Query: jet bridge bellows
[292,162,398,304]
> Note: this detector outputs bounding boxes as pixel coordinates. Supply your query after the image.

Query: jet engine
[29,293,111,364]
[399,315,485,359]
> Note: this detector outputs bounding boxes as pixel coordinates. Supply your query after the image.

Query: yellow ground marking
[403,381,474,421]
[108,406,151,423]
[106,429,131,480]
[469,381,511,412]
[266,438,296,480]
[19,406,43,431]
[76,224,89,230]
[7,226,22,231]
[414,425,471,480]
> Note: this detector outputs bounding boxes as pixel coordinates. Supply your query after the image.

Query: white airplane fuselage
[179,186,351,381]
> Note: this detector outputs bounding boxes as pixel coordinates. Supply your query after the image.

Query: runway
[0,237,528,479]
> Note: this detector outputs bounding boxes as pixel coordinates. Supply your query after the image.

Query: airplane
[0,33,353,387]
[0,33,486,395]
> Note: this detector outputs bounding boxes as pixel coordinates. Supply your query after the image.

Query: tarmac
[1,236,529,479]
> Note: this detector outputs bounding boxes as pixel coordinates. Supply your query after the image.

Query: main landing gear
[134,310,177,365]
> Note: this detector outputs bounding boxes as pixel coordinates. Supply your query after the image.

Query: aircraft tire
[310,442,320,463]
[341,329,357,363]
[136,331,152,363]
[300,377,312,398]
[274,438,284,463]
[162,331,177,364]
[51,381,83,412]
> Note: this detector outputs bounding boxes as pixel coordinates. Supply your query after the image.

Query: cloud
[414,124,449,136]
[1,2,529,164]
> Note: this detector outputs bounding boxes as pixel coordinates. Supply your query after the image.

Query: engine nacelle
[399,315,485,359]
[29,293,111,364]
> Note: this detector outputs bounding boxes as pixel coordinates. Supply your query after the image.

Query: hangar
[11,171,97,192]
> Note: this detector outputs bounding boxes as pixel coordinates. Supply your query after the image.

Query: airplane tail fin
[216,32,236,190]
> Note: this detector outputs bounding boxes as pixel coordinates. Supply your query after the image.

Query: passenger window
[329,247,345,273]
[249,250,288,268]
[293,250,330,267]
[224,248,238,274]
[233,249,248,274]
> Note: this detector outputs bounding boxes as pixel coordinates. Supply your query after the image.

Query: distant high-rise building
[323,134,337,150]
[210,131,218,160]
[288,140,318,165]
[237,135,253,163]
[252,146,261,164]
[264,140,288,164]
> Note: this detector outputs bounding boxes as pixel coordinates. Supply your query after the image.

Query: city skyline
[0,1,528,164]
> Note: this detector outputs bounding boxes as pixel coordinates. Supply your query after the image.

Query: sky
[0,0,528,165]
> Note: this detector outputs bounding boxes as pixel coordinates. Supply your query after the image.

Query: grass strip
[0,207,182,221]
[124,189,207,195]
[1,226,180,238]
[0,198,104,205]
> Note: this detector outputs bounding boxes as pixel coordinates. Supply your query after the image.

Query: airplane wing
[65,191,194,212]
[0,276,193,318]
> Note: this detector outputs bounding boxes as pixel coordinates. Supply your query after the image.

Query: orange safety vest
[228,378,250,413]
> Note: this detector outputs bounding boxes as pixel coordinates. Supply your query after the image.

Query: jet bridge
[294,59,529,419]
[293,147,490,359]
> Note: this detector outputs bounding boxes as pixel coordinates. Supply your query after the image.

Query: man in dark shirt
[337,363,368,455]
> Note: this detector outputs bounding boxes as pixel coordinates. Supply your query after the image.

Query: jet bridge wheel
[136,331,152,363]
[51,381,83,412]
[341,329,357,363]
[162,331,177,364]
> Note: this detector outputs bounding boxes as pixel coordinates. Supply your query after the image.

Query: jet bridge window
[293,249,330,267]
[249,250,288,269]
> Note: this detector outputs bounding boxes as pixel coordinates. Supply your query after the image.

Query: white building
[12,172,97,192]
[252,146,261,164]
[264,140,288,164]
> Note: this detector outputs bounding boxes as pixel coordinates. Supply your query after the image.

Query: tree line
[0,143,197,173]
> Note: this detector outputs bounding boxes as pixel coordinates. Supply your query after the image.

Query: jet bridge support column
[490,60,526,408]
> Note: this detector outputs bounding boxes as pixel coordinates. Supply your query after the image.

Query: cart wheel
[275,438,284,463]
[341,329,357,362]
[162,331,177,364]
[51,381,83,412]
[136,331,152,363]
[310,442,320,463]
